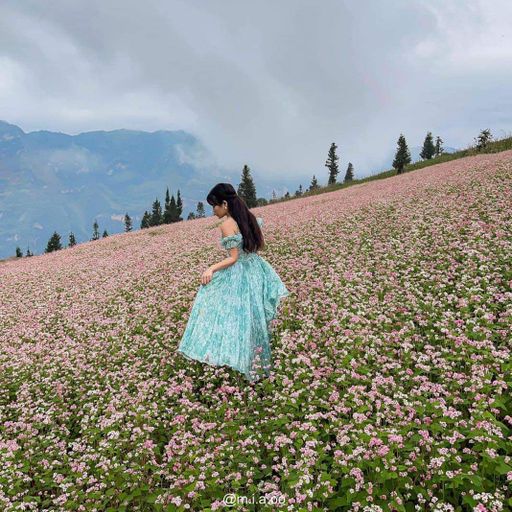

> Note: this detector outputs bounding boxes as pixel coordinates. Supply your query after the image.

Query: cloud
[0,0,511,180]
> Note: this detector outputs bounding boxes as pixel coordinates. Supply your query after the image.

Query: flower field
[1,150,511,511]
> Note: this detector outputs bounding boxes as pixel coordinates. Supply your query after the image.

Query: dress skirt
[177,251,290,382]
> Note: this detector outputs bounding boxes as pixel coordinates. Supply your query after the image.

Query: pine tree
[284,191,290,199]
[325,142,340,185]
[102,230,108,238]
[271,190,277,202]
[150,198,163,226]
[169,195,179,222]
[124,213,132,232]
[69,232,77,247]
[164,187,171,223]
[163,191,172,223]
[45,231,62,253]
[91,220,100,241]
[420,131,436,160]
[25,246,33,257]
[196,202,205,218]
[295,184,303,197]
[163,190,182,223]
[238,165,258,207]
[309,175,319,192]
[187,212,196,220]
[344,162,354,183]
[435,136,444,157]
[176,190,183,221]
[141,211,151,229]
[475,129,493,151]
[15,246,22,257]
[392,134,411,175]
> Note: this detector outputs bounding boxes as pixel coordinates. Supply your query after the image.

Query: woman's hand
[201,267,214,285]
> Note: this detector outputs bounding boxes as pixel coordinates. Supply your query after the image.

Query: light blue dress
[177,217,290,382]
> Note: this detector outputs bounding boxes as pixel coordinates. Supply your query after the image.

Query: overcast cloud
[1,0,511,179]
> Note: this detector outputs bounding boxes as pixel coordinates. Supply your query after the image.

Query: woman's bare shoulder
[221,217,240,236]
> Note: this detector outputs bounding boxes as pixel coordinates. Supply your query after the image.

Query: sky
[1,0,511,179]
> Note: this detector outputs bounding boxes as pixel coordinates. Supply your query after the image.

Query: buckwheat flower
[296,493,307,503]
[377,445,390,457]
[210,500,224,510]
[53,473,65,484]
[350,468,364,481]
[143,439,155,450]
[485,448,497,458]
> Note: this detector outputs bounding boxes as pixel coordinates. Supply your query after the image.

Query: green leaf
[23,496,41,503]
[320,471,333,482]
[327,496,347,509]
[287,471,300,486]
[147,494,160,504]
[496,462,512,475]
[463,495,477,506]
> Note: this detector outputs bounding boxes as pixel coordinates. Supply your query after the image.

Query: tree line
[13,128,495,258]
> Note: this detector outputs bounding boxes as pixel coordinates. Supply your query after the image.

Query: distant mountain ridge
[0,120,460,260]
[0,120,225,259]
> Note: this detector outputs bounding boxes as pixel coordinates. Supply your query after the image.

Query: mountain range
[0,120,234,259]
[0,120,457,260]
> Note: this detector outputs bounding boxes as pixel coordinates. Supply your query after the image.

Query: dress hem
[265,289,290,331]
[176,348,267,383]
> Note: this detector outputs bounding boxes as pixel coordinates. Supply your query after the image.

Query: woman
[177,183,290,382]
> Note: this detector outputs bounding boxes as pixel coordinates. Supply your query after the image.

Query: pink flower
[143,439,155,450]
[377,445,390,457]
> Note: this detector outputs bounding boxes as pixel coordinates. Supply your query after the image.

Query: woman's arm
[210,247,239,273]
[210,220,240,273]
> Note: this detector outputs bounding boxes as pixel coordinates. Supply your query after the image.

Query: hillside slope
[1,150,511,510]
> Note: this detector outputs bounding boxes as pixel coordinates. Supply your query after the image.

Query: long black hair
[206,183,265,253]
